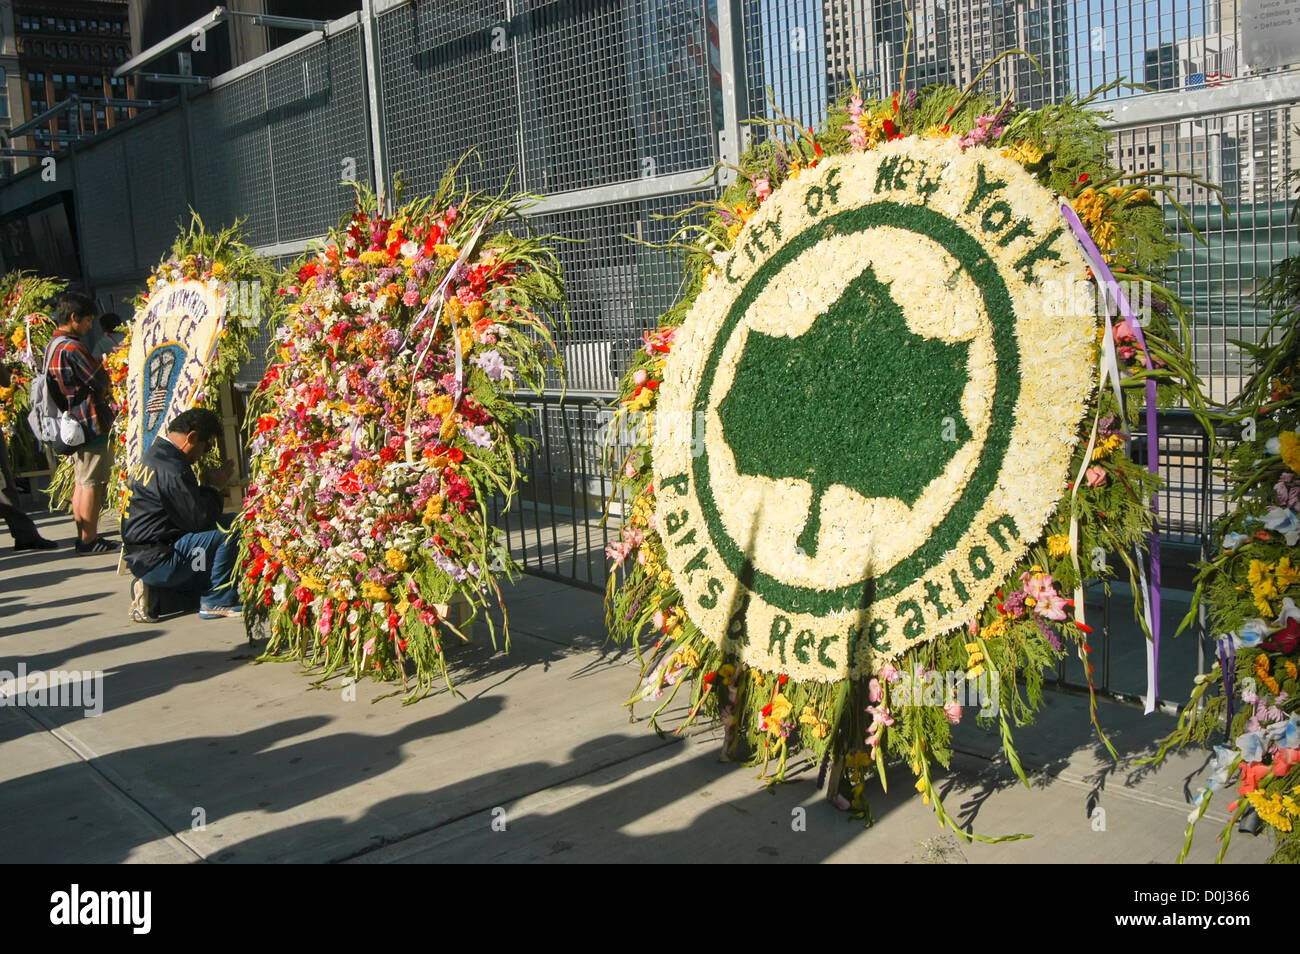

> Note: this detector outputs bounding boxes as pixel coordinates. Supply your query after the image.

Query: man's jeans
[138,521,240,610]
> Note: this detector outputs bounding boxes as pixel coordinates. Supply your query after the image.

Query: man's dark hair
[100,312,122,333]
[55,291,97,327]
[169,408,222,443]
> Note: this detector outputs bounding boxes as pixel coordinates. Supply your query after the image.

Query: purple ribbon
[1060,203,1161,704]
[1217,636,1235,742]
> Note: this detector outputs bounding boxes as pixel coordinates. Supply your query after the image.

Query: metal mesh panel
[529,188,716,393]
[377,0,521,200]
[234,252,299,389]
[123,109,191,271]
[515,0,718,194]
[264,27,372,242]
[744,0,1289,135]
[1108,107,1300,406]
[190,73,278,247]
[74,139,136,280]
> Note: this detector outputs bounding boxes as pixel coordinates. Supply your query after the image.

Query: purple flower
[463,425,492,449]
[1034,616,1062,651]
[474,349,509,381]
[431,548,468,582]
[1004,590,1027,617]
[1277,473,1300,510]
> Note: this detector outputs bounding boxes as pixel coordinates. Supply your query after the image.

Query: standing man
[121,407,242,620]
[91,312,127,362]
[47,291,116,554]
[0,364,57,550]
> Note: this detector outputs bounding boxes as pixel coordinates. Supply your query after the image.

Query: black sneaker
[75,536,118,555]
[14,536,58,552]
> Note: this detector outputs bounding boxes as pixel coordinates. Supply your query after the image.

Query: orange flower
[1239,761,1271,796]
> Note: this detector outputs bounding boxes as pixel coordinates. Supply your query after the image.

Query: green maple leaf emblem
[717,264,971,557]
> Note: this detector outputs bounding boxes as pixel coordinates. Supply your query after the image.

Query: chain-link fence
[1,0,1296,620]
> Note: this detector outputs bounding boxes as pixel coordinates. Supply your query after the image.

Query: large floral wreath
[0,271,66,445]
[604,82,1211,837]
[1148,230,1300,863]
[47,214,275,513]
[238,180,565,700]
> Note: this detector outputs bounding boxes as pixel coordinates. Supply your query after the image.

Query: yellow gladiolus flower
[1276,556,1300,592]
[1047,534,1071,558]
[425,395,454,419]
[1280,431,1300,475]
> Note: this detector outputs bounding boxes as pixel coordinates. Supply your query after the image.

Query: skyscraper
[11,1,138,156]
[821,0,1067,110]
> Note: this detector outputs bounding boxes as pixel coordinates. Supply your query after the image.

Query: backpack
[27,336,90,456]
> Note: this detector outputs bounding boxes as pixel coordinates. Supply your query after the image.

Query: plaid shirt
[47,335,113,440]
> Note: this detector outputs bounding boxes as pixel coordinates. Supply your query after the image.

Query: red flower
[447,447,466,464]
[777,673,788,687]
[1238,761,1270,796]
[1272,747,1300,778]
[1077,173,1089,184]
[255,414,278,435]
[1263,618,1300,653]
[379,446,399,463]
[338,471,362,495]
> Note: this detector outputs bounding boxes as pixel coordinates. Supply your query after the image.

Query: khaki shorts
[73,439,114,488]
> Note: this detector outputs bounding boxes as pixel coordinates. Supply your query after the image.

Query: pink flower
[943,700,963,724]
[632,369,647,387]
[605,537,635,566]
[869,677,883,703]
[1021,571,1070,621]
[1085,465,1108,488]
[624,461,637,479]
[879,662,900,683]
[753,177,771,202]
[841,95,867,151]
[1113,319,1137,343]
[652,609,666,630]
[403,289,421,306]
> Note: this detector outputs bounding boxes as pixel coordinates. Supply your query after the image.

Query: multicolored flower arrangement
[47,214,275,513]
[604,80,1213,839]
[1148,241,1300,863]
[0,271,66,444]
[239,180,564,699]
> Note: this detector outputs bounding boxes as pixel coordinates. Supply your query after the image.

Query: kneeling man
[122,408,242,620]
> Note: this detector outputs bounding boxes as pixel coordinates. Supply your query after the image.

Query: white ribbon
[401,212,495,465]
[1061,206,1158,713]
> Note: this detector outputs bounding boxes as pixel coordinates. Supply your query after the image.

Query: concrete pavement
[0,510,1271,863]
